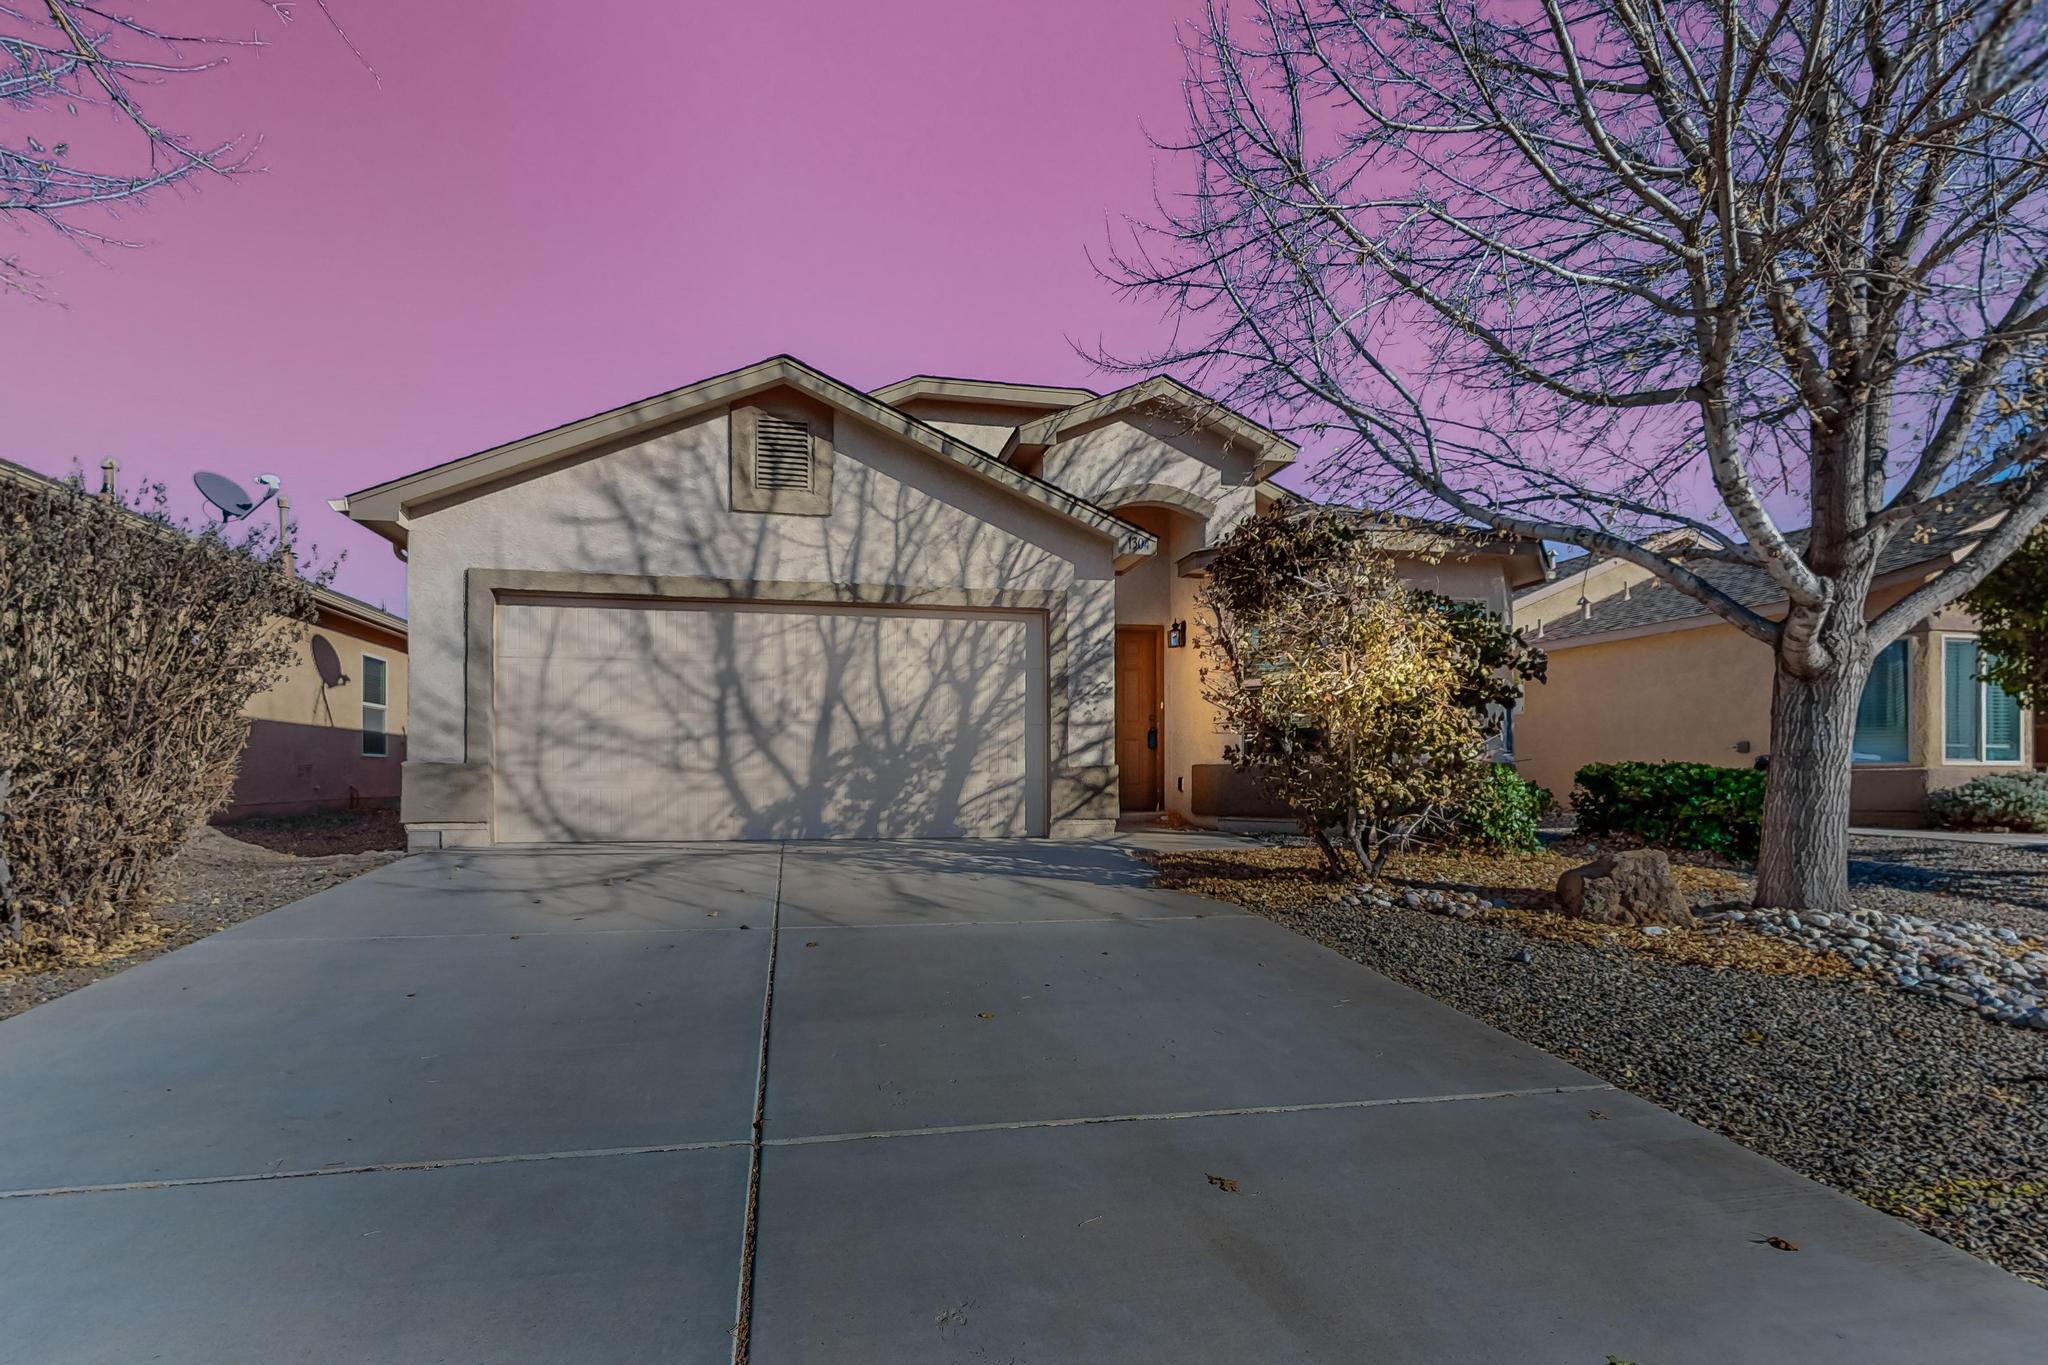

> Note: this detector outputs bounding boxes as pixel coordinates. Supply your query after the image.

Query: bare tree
[1,1,367,297]
[1106,0,2048,911]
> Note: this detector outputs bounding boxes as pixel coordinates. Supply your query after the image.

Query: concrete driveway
[2,839,2044,1363]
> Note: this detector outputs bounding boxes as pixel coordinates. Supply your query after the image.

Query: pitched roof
[1537,489,2010,646]
[869,375,1098,410]
[1005,375,1300,479]
[335,355,1157,565]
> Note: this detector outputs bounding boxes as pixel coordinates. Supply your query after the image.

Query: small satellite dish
[193,470,281,523]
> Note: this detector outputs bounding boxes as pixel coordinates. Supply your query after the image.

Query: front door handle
[1147,726,1158,750]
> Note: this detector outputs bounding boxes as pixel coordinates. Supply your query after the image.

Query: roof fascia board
[339,357,1155,562]
[871,375,1098,409]
[1540,555,1963,651]
[1011,376,1300,476]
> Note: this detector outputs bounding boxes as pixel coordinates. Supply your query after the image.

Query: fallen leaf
[805,941,819,948]
[1588,1110,1608,1120]
[1206,1173,1240,1193]
[1759,1236,1800,1252]
[1742,1029,1765,1045]
[977,1012,996,1020]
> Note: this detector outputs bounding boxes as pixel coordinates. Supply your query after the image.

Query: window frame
[360,651,391,759]
[1939,633,2026,766]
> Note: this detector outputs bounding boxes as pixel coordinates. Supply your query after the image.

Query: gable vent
[755,414,814,491]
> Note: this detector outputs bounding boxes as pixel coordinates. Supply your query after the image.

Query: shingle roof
[1537,487,2011,644]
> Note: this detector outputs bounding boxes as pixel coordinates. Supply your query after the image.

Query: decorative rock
[1555,849,1696,929]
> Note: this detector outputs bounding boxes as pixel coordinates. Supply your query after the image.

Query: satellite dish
[193,471,280,523]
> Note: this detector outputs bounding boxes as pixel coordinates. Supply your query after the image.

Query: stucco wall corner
[1051,763,1119,839]
[401,761,493,825]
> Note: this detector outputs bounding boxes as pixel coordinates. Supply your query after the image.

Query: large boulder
[1556,849,1695,929]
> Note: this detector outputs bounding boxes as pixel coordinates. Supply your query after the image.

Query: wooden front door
[1115,627,1162,811]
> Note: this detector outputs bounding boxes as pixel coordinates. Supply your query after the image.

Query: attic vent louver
[754,414,814,491]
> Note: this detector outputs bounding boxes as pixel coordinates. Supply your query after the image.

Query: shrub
[1926,772,2048,833]
[0,471,315,966]
[1202,509,1491,877]
[1571,761,1765,859]
[1449,764,1550,853]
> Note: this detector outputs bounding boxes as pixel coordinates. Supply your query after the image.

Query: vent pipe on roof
[99,457,118,500]
[277,495,296,577]
[1579,598,1593,621]
[1622,581,1632,601]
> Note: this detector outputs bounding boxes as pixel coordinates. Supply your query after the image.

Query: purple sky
[1,0,1214,611]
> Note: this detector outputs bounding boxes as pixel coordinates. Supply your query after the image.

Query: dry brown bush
[0,470,316,966]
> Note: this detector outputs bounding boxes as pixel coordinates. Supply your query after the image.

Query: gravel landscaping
[0,822,399,1023]
[1148,842,2048,1290]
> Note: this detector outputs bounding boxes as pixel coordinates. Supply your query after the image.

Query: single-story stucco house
[1514,490,2035,825]
[335,355,1547,849]
[224,585,408,818]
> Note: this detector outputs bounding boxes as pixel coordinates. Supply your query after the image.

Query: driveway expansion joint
[762,1083,1617,1149]
[0,1138,753,1201]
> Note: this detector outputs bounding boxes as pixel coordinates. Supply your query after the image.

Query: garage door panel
[494,602,1043,842]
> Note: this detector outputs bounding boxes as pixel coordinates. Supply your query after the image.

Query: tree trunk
[1308,822,1351,880]
[1752,661,1864,912]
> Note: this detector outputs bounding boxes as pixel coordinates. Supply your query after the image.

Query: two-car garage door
[492,600,1047,842]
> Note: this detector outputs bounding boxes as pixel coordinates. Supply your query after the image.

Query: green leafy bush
[1571,761,1765,859]
[1926,772,2048,833]
[1450,765,1551,853]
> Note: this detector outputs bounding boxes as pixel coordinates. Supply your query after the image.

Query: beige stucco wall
[1514,581,2033,819]
[229,610,408,816]
[1397,554,1518,621]
[403,391,1121,835]
[1037,410,1260,533]
[1518,554,1660,629]
[886,397,1023,457]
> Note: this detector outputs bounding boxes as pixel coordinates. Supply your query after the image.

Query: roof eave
[339,356,1155,563]
[1015,376,1300,473]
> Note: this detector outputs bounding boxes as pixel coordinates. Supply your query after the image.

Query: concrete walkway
[1,840,2043,1363]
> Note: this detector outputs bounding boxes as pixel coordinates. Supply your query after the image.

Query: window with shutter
[754,414,814,492]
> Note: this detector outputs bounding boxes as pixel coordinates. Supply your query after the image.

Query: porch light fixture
[1167,620,1188,648]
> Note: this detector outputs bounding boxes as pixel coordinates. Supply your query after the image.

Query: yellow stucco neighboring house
[224,585,408,818]
[1514,492,2034,826]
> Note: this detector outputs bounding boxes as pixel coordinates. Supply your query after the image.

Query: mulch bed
[1146,841,2048,1290]
[210,806,406,857]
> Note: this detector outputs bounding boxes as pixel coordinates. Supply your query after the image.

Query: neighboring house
[223,586,409,818]
[1514,491,2034,824]
[335,355,1546,848]
[0,455,408,821]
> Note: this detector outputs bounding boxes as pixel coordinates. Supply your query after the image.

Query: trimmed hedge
[1926,772,2048,833]
[1571,761,1765,859]
[1451,764,1551,853]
